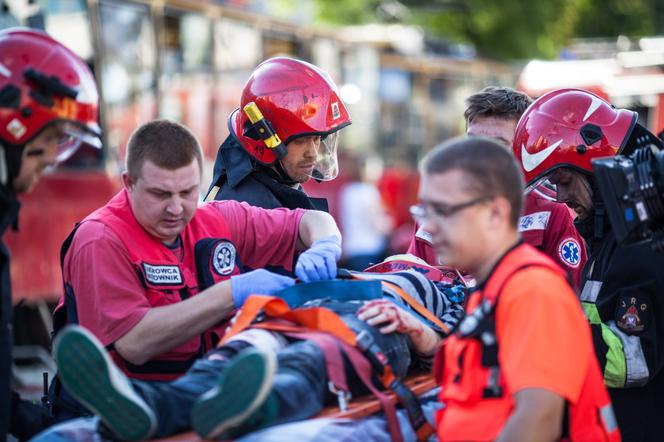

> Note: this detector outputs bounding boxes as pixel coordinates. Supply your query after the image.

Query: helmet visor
[310,131,339,181]
[55,121,102,163]
[525,175,555,195]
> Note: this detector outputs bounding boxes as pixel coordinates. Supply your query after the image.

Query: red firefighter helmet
[0,28,100,161]
[512,88,636,188]
[230,57,351,180]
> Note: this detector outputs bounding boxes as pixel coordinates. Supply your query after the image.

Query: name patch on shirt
[518,211,551,232]
[142,263,183,285]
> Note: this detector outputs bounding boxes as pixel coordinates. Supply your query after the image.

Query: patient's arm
[356,299,442,357]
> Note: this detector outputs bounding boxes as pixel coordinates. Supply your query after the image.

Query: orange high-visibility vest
[435,243,620,441]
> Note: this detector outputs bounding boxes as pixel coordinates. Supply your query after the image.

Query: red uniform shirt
[407,189,587,289]
[63,199,303,350]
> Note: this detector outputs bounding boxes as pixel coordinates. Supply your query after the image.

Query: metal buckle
[328,381,352,412]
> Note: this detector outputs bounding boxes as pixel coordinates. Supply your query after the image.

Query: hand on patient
[356,299,442,357]
[230,269,295,307]
[356,299,424,336]
[295,235,341,282]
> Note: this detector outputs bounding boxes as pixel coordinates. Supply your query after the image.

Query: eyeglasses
[409,196,492,224]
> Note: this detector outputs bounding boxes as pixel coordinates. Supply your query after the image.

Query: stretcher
[154,373,438,442]
[36,275,451,441]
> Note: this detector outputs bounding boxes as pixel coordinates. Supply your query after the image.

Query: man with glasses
[408,87,586,289]
[420,136,618,441]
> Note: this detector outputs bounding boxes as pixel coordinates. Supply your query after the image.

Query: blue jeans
[131,340,329,438]
[130,301,411,438]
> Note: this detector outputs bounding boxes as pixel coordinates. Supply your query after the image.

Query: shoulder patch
[557,237,581,268]
[212,241,237,276]
[616,295,650,333]
[518,211,551,232]
[415,225,433,244]
[142,263,183,285]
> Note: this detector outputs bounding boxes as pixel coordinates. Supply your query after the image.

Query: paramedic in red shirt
[408,87,587,289]
[50,120,341,420]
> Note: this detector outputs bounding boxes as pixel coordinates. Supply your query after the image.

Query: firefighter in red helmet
[0,27,101,440]
[512,88,664,440]
[407,86,587,289]
[205,57,352,212]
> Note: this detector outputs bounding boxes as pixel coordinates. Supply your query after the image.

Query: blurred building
[519,36,664,134]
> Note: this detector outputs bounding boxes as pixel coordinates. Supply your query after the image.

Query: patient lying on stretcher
[51,256,465,441]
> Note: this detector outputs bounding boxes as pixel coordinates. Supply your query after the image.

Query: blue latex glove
[295,235,342,283]
[230,269,296,307]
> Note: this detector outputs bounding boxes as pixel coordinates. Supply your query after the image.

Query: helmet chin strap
[268,160,299,187]
[0,142,23,189]
[573,174,607,249]
[586,175,606,241]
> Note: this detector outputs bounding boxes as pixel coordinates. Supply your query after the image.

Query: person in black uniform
[512,88,664,441]
[0,28,102,440]
[205,57,352,212]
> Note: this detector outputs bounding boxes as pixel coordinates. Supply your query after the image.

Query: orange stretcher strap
[380,281,451,335]
[220,295,357,347]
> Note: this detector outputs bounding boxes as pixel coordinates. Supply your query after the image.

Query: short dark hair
[464,86,532,124]
[422,136,524,226]
[126,120,203,180]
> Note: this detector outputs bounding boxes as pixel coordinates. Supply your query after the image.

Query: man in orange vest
[413,136,619,441]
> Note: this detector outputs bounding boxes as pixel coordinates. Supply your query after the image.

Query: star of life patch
[212,241,236,276]
[558,237,581,268]
[518,211,551,232]
[142,263,183,285]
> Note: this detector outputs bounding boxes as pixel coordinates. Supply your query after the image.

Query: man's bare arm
[114,281,235,365]
[296,210,341,251]
[496,388,565,442]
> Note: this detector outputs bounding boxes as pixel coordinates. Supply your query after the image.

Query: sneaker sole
[54,327,156,441]
[191,349,276,439]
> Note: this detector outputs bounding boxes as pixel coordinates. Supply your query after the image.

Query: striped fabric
[351,270,465,334]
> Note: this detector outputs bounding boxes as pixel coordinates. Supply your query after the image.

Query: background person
[0,28,102,440]
[408,86,586,289]
[339,152,393,270]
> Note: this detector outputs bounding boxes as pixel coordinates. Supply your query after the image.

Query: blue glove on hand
[295,235,342,283]
[230,269,296,308]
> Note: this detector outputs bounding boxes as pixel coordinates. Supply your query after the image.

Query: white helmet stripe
[583,96,604,121]
[521,139,563,172]
[0,63,10,78]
